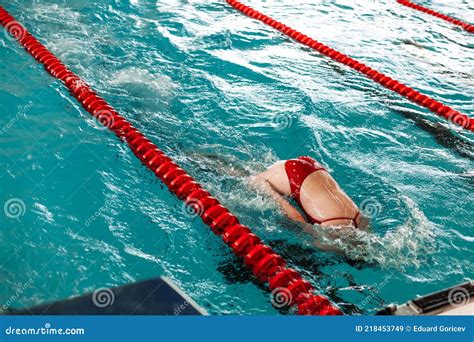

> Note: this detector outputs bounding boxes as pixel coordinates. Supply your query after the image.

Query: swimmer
[251,156,369,229]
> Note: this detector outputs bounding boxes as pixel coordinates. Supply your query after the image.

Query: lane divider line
[226,0,473,132]
[397,0,474,33]
[0,6,342,315]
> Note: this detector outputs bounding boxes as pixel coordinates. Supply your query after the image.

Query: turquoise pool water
[0,0,473,315]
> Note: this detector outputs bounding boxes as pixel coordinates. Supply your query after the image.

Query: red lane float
[226,0,474,132]
[0,6,342,315]
[397,0,474,33]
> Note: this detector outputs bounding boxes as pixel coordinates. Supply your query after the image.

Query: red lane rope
[0,6,342,315]
[226,0,473,132]
[397,0,474,33]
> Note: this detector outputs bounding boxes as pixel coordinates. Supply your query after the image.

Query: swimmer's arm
[250,176,306,223]
[302,224,345,252]
[303,224,369,254]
